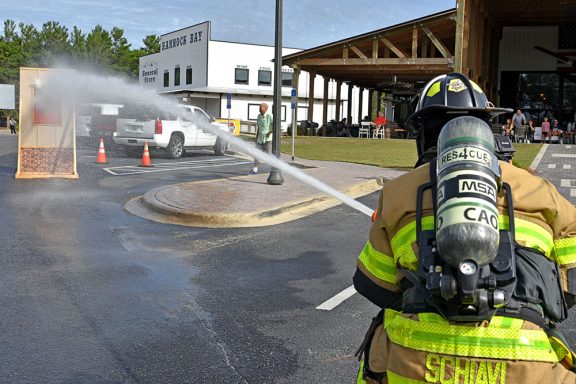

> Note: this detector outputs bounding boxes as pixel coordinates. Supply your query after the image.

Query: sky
[5,0,455,49]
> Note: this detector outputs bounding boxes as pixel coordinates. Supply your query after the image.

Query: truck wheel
[166,134,185,159]
[124,146,142,158]
[214,137,226,156]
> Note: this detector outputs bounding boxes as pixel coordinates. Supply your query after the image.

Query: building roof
[282,9,457,92]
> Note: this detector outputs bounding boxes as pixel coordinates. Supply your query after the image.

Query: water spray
[42,70,376,218]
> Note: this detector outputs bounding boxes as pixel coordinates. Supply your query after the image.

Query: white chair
[359,122,371,138]
[373,125,385,139]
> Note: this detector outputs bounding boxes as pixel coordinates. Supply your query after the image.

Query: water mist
[43,69,376,217]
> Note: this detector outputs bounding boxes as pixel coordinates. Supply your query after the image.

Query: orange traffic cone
[139,142,152,167]
[95,137,108,164]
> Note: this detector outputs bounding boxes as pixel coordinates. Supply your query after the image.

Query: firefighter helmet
[406,73,511,165]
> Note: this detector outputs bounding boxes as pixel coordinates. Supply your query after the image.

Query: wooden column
[376,90,382,113]
[368,89,374,119]
[358,87,365,123]
[347,83,353,123]
[335,80,342,121]
[322,76,329,136]
[454,0,466,73]
[307,71,316,124]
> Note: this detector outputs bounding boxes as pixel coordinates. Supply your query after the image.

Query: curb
[124,178,381,228]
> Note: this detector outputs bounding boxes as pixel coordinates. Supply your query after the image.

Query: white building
[139,21,369,132]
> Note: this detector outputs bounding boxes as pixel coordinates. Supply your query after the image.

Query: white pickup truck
[113,104,232,158]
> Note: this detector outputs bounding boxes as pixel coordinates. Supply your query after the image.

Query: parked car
[113,103,232,158]
[76,103,123,146]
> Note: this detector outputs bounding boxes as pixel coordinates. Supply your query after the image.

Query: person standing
[354,73,576,383]
[250,103,273,175]
[9,116,17,134]
[542,116,551,143]
[513,108,526,129]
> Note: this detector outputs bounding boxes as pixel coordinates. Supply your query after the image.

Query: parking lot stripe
[564,164,572,170]
[548,164,557,169]
[103,158,251,176]
[552,154,576,158]
[530,144,548,170]
[316,285,357,311]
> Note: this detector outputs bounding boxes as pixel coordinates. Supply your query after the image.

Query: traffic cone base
[95,137,108,164]
[139,142,153,167]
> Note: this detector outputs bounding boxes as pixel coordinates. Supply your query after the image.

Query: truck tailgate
[115,118,155,139]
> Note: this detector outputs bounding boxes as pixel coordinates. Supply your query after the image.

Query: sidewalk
[125,154,406,227]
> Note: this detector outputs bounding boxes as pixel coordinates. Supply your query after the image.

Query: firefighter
[354,72,576,383]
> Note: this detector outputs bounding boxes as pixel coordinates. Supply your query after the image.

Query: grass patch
[511,143,542,169]
[280,136,541,170]
[281,137,418,169]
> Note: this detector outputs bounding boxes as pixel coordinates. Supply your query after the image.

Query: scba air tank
[435,116,501,268]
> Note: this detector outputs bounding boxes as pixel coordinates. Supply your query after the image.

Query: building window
[163,71,169,87]
[235,68,249,85]
[186,66,193,85]
[281,72,293,87]
[174,66,180,86]
[258,70,272,86]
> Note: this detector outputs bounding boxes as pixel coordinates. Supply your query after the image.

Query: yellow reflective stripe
[387,371,426,384]
[488,316,523,329]
[384,309,558,362]
[499,216,553,257]
[358,241,397,284]
[390,216,435,270]
[389,215,554,269]
[356,361,367,384]
[426,81,441,97]
[554,237,576,265]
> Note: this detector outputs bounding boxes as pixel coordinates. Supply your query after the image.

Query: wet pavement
[126,154,406,227]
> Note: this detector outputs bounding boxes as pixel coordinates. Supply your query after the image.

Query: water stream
[43,70,375,217]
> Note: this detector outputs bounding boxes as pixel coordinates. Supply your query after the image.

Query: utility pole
[267,0,284,185]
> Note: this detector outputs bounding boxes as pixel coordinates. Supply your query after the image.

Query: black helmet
[406,73,511,165]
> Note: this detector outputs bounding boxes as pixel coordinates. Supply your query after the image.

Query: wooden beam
[454,0,466,72]
[350,46,368,61]
[347,83,353,123]
[372,39,379,60]
[421,36,429,58]
[380,38,408,59]
[335,80,342,120]
[421,26,452,58]
[343,47,349,60]
[295,57,453,66]
[358,87,364,124]
[322,77,329,135]
[308,71,316,124]
[412,28,418,59]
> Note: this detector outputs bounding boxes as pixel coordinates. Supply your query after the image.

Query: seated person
[372,111,386,138]
[502,118,514,137]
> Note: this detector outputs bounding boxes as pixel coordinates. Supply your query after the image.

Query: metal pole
[267,0,284,185]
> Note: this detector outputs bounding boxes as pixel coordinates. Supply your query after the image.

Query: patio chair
[359,122,371,138]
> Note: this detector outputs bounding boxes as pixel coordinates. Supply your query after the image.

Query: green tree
[142,34,160,55]
[85,24,112,68]
[39,21,70,65]
[110,26,132,75]
[70,26,87,65]
[2,19,18,43]
[18,22,42,67]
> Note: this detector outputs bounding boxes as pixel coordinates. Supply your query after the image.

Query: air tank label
[436,199,499,231]
[438,146,494,171]
[458,179,497,202]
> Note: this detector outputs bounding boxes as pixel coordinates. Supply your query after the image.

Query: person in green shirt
[250,103,273,174]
